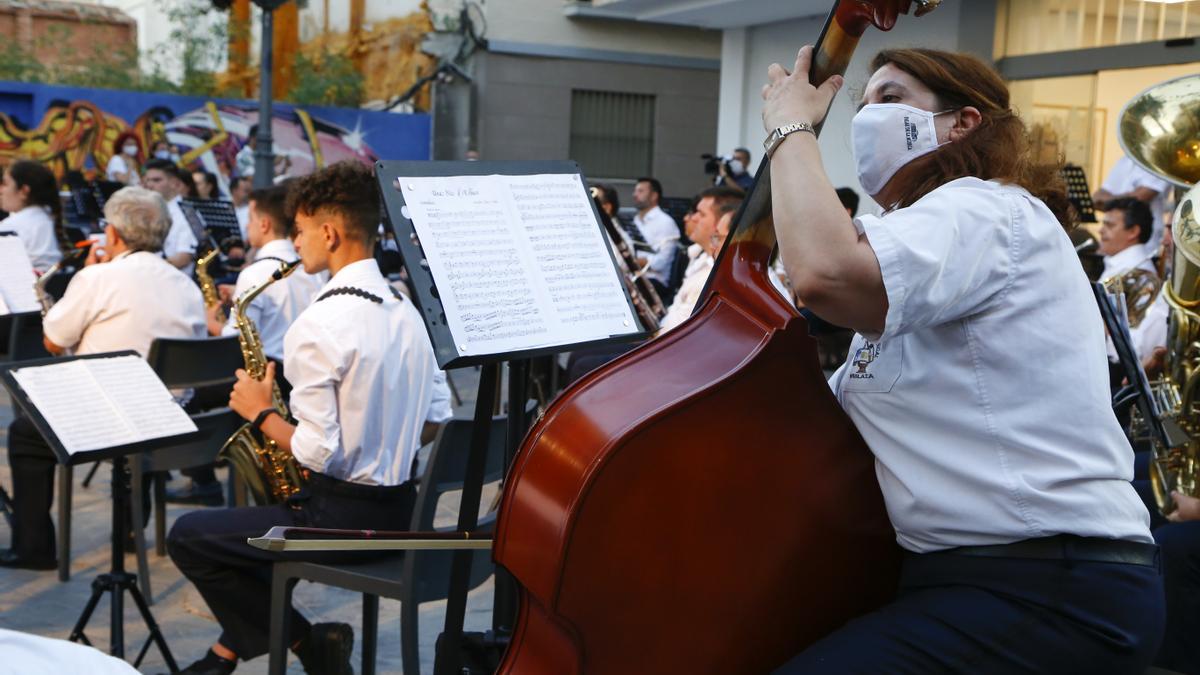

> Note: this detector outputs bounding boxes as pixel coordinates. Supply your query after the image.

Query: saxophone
[196,248,226,323]
[218,259,305,505]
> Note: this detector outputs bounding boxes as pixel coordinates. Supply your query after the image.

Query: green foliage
[286,52,364,107]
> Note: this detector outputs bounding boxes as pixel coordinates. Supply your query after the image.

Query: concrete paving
[0,366,497,674]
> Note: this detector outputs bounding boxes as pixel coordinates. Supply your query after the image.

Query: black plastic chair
[126,335,243,600]
[267,414,510,675]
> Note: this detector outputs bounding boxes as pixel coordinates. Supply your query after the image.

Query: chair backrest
[666,242,690,296]
[146,335,243,390]
[403,412,512,605]
[7,311,50,362]
[143,407,244,472]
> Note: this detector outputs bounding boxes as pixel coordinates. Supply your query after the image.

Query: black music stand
[179,199,243,249]
[1063,164,1098,223]
[0,351,204,672]
[377,160,648,674]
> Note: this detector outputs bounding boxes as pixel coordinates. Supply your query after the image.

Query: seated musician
[142,158,200,274]
[1148,493,1200,673]
[167,161,438,675]
[1100,197,1168,363]
[764,47,1162,671]
[0,160,64,273]
[168,184,326,506]
[2,187,206,570]
[658,187,743,333]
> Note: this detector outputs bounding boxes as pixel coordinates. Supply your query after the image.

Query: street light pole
[253,3,276,189]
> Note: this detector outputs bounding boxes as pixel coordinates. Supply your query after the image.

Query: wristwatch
[764,122,817,160]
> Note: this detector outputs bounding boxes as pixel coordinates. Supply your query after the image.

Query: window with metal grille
[569,90,656,179]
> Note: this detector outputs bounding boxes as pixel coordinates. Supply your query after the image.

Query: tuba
[218,259,306,505]
[1101,251,1162,329]
[1120,73,1200,515]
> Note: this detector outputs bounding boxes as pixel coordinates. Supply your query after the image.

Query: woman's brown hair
[870,48,1074,230]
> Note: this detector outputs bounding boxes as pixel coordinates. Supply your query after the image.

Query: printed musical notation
[398,172,637,355]
[12,356,197,455]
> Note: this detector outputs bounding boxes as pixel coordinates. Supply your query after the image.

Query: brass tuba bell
[1119,73,1200,515]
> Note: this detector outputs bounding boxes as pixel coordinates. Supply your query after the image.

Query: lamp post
[252,0,291,189]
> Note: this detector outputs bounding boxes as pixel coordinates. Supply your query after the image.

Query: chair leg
[130,459,153,604]
[268,566,294,675]
[401,592,420,675]
[154,472,167,557]
[362,594,378,675]
[56,465,72,582]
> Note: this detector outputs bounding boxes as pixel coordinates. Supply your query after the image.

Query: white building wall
[718,4,964,212]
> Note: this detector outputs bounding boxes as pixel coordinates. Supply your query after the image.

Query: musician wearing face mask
[764,47,1162,672]
[106,132,142,186]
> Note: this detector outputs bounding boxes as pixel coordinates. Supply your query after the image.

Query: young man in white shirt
[631,177,680,300]
[659,187,743,333]
[167,161,437,675]
[1100,197,1167,364]
[2,187,206,570]
[142,158,199,275]
[168,184,326,507]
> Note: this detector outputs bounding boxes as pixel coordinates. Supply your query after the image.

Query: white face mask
[123,144,138,156]
[154,150,171,160]
[851,103,954,196]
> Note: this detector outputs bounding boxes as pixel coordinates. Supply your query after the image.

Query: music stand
[179,199,243,246]
[1063,164,1098,223]
[377,160,647,674]
[0,351,203,671]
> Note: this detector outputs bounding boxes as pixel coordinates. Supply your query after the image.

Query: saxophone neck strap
[316,286,403,304]
[253,255,293,267]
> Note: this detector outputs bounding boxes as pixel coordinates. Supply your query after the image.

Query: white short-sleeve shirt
[43,250,206,357]
[285,259,437,486]
[220,238,323,362]
[163,196,199,276]
[105,155,139,186]
[1101,156,1170,253]
[828,177,1152,553]
[0,206,62,272]
[659,245,713,333]
[1102,244,1167,362]
[633,206,680,286]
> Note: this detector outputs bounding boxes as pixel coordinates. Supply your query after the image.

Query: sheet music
[0,237,41,314]
[398,173,637,355]
[12,356,197,455]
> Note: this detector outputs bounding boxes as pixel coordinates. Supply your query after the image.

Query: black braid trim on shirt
[315,286,405,304]
[252,255,291,266]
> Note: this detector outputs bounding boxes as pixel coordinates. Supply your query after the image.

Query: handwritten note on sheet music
[12,356,197,455]
[0,237,41,314]
[398,173,638,355]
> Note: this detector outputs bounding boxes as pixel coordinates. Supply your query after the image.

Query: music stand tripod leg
[67,455,178,671]
[0,484,13,528]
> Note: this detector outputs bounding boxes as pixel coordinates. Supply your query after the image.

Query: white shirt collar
[320,258,384,295]
[1103,244,1151,277]
[256,238,298,260]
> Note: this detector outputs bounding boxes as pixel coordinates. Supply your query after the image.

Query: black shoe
[0,548,56,570]
[166,649,237,675]
[165,480,225,506]
[295,622,354,675]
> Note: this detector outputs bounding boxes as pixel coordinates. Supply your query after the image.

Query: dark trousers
[1153,521,1200,674]
[774,546,1164,674]
[7,415,57,560]
[167,472,415,660]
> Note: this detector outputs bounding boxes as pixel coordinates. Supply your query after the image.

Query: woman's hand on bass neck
[761,45,844,132]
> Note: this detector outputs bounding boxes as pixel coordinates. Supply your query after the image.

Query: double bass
[493,1,941,672]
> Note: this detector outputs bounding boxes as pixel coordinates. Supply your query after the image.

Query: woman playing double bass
[765,46,1164,672]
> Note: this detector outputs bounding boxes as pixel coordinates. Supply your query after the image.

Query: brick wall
[0,1,137,69]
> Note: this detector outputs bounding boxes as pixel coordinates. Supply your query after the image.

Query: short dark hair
[733,147,751,160]
[195,170,218,195]
[697,185,744,215]
[1108,197,1154,245]
[286,161,379,244]
[142,157,178,176]
[250,185,291,237]
[835,187,860,217]
[636,177,663,200]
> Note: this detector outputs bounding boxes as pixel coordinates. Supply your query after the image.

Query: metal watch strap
[764,122,816,159]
